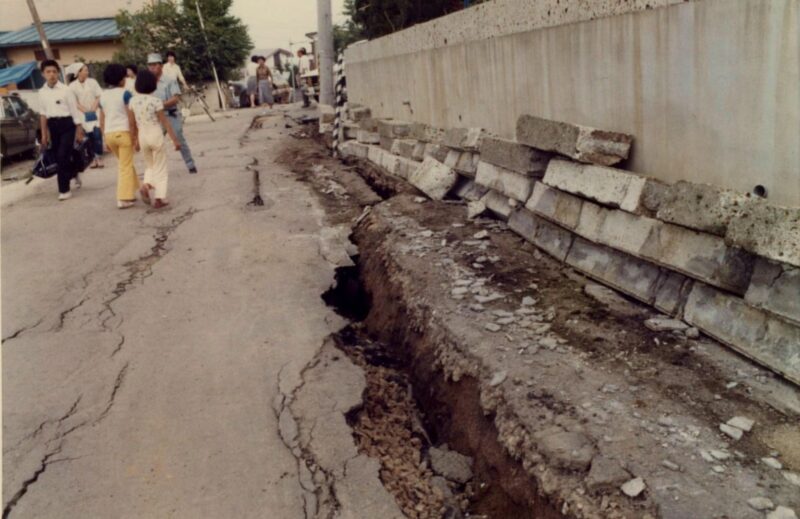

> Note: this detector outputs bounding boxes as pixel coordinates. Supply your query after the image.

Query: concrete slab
[483,190,515,221]
[475,161,536,202]
[409,122,443,143]
[653,271,694,317]
[339,141,369,159]
[377,119,412,138]
[349,106,371,122]
[508,209,574,261]
[357,130,380,144]
[725,200,800,268]
[479,135,551,176]
[656,181,751,237]
[525,182,583,230]
[684,284,800,386]
[452,177,490,202]
[745,259,800,325]
[390,138,420,160]
[442,127,485,151]
[516,115,633,166]
[408,156,459,200]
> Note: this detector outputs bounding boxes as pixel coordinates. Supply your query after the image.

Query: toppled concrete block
[653,270,694,317]
[725,201,800,268]
[745,259,800,325]
[390,139,419,160]
[394,156,420,181]
[408,157,458,200]
[483,190,514,221]
[565,237,662,304]
[479,136,551,176]
[543,159,658,214]
[339,141,369,160]
[442,127,485,151]
[349,106,371,122]
[358,117,379,132]
[379,136,396,152]
[409,122,443,143]
[508,209,575,261]
[684,283,800,385]
[424,143,449,163]
[516,115,633,166]
[526,182,583,230]
[411,142,426,162]
[357,130,380,145]
[452,177,490,202]
[343,122,360,140]
[377,119,412,138]
[656,181,751,236]
[367,144,383,166]
[475,161,536,202]
[445,150,480,178]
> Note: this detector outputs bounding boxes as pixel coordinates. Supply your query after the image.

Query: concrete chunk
[409,122,443,143]
[475,161,536,202]
[358,117,379,132]
[479,136,551,176]
[526,182,583,230]
[452,177,490,202]
[339,141,369,160]
[483,191,514,221]
[391,139,420,160]
[745,259,800,325]
[424,143,449,163]
[356,130,380,144]
[684,283,800,385]
[376,119,412,138]
[408,157,458,200]
[394,156,420,180]
[726,201,800,268]
[516,115,633,166]
[543,159,657,214]
[653,271,694,317]
[656,181,751,236]
[508,209,574,261]
[442,127,485,151]
[349,106,371,122]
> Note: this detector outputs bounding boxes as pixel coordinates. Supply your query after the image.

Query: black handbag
[71,137,94,173]
[31,148,59,179]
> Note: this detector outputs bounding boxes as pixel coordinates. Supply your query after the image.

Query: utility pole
[195,0,227,110]
[26,0,54,60]
[316,0,334,106]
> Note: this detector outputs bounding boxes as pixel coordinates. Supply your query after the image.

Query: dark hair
[103,64,127,87]
[40,59,60,72]
[135,69,158,94]
[166,50,176,59]
[298,48,307,55]
[257,56,266,62]
[126,64,138,74]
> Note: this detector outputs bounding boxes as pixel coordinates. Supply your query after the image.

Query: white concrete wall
[345,0,800,207]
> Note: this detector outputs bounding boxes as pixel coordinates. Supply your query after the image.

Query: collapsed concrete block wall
[343,0,800,207]
[337,106,800,388]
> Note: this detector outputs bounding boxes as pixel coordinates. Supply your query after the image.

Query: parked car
[1,93,39,160]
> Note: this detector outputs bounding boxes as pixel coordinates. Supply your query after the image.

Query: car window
[1,97,13,119]
[8,97,28,116]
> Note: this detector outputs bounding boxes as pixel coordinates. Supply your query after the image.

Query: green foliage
[333,0,366,54]
[114,0,252,83]
[348,0,466,40]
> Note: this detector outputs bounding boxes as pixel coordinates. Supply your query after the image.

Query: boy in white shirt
[99,64,139,209]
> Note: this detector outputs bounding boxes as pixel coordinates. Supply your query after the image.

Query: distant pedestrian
[297,48,313,108]
[255,56,274,109]
[129,69,181,209]
[163,50,189,90]
[247,55,259,107]
[125,64,138,93]
[147,53,198,174]
[37,59,85,201]
[99,64,139,209]
[69,63,105,168]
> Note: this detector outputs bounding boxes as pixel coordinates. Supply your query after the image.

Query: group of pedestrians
[37,52,197,208]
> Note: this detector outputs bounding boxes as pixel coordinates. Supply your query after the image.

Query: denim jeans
[166,114,195,171]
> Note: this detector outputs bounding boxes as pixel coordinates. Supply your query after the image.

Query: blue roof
[0,61,38,87]
[0,18,119,48]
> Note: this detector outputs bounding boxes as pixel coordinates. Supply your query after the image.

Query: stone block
[684,284,800,385]
[525,182,583,230]
[745,259,800,325]
[394,156,420,181]
[408,157,458,200]
[349,106,371,122]
[338,141,369,160]
[343,122,360,140]
[409,122,443,143]
[424,143,449,163]
[565,237,662,304]
[358,117,379,132]
[357,130,380,145]
[516,115,633,166]
[483,190,515,221]
[475,161,536,203]
[543,159,658,214]
[452,177,490,202]
[653,270,694,317]
[656,181,751,236]
[479,136,551,176]
[390,139,419,160]
[367,145,383,166]
[725,200,800,268]
[379,151,400,178]
[411,142,426,162]
[379,136,396,152]
[442,127,485,151]
[376,119,412,138]
[444,150,479,178]
[318,104,336,123]
[508,209,574,261]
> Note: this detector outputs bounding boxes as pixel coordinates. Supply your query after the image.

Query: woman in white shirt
[163,51,188,89]
[124,64,138,94]
[68,63,105,168]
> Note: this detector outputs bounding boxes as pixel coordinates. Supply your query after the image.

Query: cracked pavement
[1,107,386,518]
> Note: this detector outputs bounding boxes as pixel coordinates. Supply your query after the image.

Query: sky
[230,0,348,52]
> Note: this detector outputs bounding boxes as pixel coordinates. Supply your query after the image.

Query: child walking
[129,70,181,209]
[99,64,139,209]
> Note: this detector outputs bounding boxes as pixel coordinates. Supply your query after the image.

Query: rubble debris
[428,447,474,484]
[767,506,798,519]
[726,416,755,432]
[748,497,776,511]
[620,477,646,498]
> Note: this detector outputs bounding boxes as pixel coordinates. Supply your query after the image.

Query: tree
[347,0,468,40]
[333,0,365,54]
[114,0,252,83]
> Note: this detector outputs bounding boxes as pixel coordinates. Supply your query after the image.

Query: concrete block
[394,156,420,181]
[684,284,800,385]
[379,136,396,152]
[475,161,536,203]
[408,157,459,200]
[656,181,751,236]
[367,145,383,166]
[319,104,336,123]
[516,115,633,166]
[565,237,662,304]
[424,143,449,163]
[444,150,479,178]
[654,271,694,317]
[745,259,800,325]
[409,122,443,143]
[479,136,551,176]
[508,209,574,261]
[725,201,800,268]
[543,159,658,214]
[442,127,485,151]
[483,190,515,221]
[379,151,400,177]
[452,177,490,202]
[376,119,412,138]
[525,182,583,230]
[343,122,360,140]
[411,142,426,162]
[357,130,380,145]
[390,139,419,160]
[339,141,369,160]
[349,106,371,122]
[358,117,379,132]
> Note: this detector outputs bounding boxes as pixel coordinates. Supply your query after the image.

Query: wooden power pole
[26,0,54,60]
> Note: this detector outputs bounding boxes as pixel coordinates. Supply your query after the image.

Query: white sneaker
[58,192,72,201]
[74,175,82,189]
[117,200,135,209]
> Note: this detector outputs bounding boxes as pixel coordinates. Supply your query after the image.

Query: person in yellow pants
[99,64,139,208]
